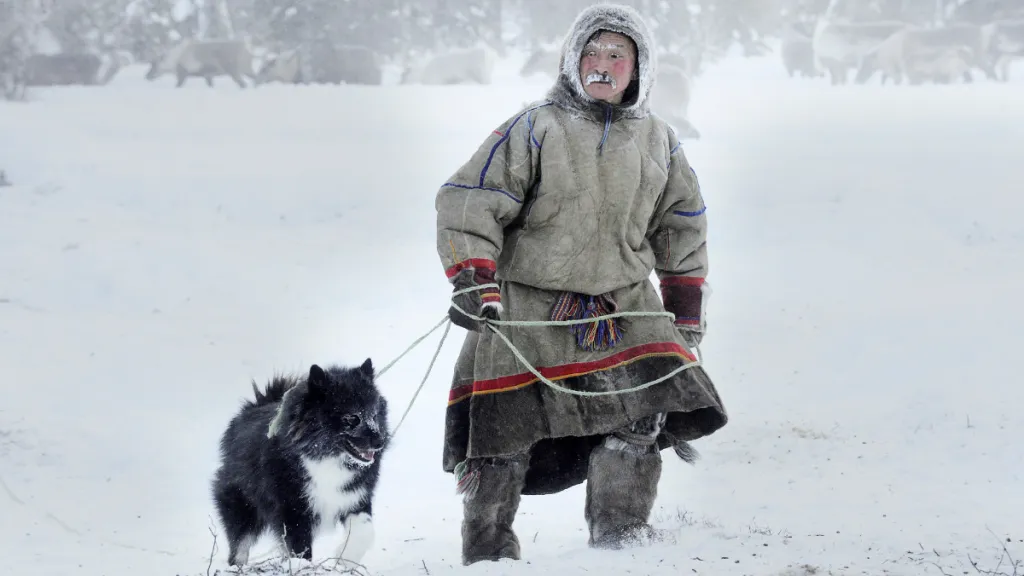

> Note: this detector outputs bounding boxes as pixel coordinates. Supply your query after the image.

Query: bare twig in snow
[196,522,372,576]
[207,523,219,576]
[966,528,1021,576]
[926,560,955,576]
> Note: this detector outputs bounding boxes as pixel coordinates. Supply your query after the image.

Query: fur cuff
[481,300,503,315]
[660,276,709,330]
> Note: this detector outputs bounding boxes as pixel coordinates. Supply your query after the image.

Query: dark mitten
[660,276,709,348]
[448,265,502,332]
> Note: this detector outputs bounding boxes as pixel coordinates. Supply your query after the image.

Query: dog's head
[276,359,390,466]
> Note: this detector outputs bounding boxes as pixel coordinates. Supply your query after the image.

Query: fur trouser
[459,413,669,564]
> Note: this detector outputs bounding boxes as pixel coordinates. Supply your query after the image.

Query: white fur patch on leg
[276,534,293,558]
[335,512,374,564]
[232,534,257,565]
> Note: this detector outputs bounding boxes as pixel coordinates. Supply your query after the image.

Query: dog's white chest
[300,456,366,529]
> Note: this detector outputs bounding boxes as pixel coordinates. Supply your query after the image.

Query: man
[435,3,729,565]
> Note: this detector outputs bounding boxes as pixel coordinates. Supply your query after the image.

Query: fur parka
[435,3,728,495]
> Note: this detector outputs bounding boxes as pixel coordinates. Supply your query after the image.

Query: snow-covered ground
[2,51,1023,576]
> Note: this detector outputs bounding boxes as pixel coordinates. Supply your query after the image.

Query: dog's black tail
[249,375,299,407]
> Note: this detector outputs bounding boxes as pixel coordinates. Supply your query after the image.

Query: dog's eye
[340,414,361,429]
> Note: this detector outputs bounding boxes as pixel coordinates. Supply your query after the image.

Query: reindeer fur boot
[585,414,677,549]
[458,454,529,565]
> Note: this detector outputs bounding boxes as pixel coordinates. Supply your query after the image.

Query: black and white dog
[211,359,390,566]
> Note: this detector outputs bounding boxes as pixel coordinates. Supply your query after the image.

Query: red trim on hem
[660,276,705,287]
[448,341,698,405]
[444,258,497,279]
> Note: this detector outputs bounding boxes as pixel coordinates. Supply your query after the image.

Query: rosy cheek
[611,61,629,77]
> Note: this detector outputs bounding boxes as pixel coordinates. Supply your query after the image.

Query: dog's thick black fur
[212,359,390,566]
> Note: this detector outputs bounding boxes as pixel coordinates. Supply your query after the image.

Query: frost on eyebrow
[585,39,632,54]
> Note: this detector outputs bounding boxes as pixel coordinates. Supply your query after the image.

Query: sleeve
[435,104,545,283]
[648,131,710,332]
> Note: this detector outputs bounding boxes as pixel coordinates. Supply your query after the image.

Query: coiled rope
[383,283,702,434]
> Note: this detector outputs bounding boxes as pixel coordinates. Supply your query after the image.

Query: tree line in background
[0,0,1017,93]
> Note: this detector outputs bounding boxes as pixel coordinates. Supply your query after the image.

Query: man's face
[579,31,636,104]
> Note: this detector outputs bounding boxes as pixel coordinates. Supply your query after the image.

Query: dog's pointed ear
[359,358,374,378]
[308,364,328,389]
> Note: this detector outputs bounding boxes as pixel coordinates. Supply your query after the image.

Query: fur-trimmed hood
[546,3,658,122]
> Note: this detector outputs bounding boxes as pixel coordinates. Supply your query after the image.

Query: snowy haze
[1,51,1023,576]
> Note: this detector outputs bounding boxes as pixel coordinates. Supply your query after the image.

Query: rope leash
[386,317,451,434]
[381,284,702,435]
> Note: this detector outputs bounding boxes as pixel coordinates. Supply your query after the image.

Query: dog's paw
[334,512,375,564]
